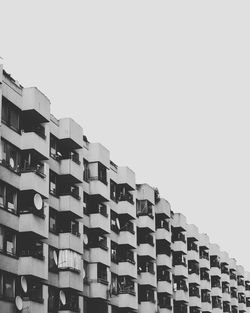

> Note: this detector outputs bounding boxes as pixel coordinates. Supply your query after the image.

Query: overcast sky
[1,1,250,270]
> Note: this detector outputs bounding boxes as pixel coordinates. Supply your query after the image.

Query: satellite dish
[59,290,66,305]
[9,158,15,168]
[82,269,86,279]
[21,276,27,293]
[15,296,23,311]
[83,234,88,245]
[53,250,58,265]
[34,193,43,210]
[57,151,62,157]
[115,218,120,230]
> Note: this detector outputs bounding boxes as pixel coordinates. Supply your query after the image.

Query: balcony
[138,242,156,260]
[118,260,137,278]
[22,300,45,313]
[59,118,83,150]
[89,210,110,234]
[117,292,138,310]
[0,252,18,274]
[59,192,83,219]
[89,245,109,266]
[118,166,135,189]
[19,208,49,239]
[139,301,156,313]
[0,160,21,189]
[173,289,189,302]
[155,198,171,218]
[89,279,108,299]
[158,277,172,293]
[117,200,136,219]
[172,233,187,253]
[20,164,49,198]
[89,179,109,201]
[22,87,50,122]
[156,227,171,243]
[59,232,83,254]
[139,271,157,287]
[60,158,82,184]
[18,244,48,280]
[21,131,49,160]
[118,226,136,248]
[201,302,212,312]
[0,206,19,231]
[157,254,172,269]
[59,270,83,292]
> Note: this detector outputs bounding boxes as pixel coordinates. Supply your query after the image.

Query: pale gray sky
[1,1,250,269]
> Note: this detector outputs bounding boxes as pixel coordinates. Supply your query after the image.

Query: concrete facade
[0,66,250,313]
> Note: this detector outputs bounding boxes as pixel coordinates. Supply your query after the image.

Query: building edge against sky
[0,64,249,313]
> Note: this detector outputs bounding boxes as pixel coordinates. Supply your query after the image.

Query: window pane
[9,107,20,131]
[4,274,14,298]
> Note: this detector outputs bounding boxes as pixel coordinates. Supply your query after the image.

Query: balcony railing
[120,221,134,234]
[19,249,44,260]
[199,250,209,260]
[20,164,46,178]
[118,192,134,205]
[172,232,186,243]
[24,125,46,139]
[118,285,136,296]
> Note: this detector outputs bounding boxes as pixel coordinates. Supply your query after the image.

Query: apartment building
[0,65,249,313]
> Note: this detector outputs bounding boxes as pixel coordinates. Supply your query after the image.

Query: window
[118,184,134,204]
[0,139,21,173]
[0,225,16,256]
[156,240,171,256]
[58,250,81,272]
[98,162,107,185]
[110,211,119,233]
[211,275,221,288]
[136,200,153,217]
[188,260,199,275]
[173,277,188,292]
[48,286,59,313]
[172,251,186,266]
[0,271,15,300]
[1,96,21,133]
[157,266,171,282]
[212,296,222,309]
[50,134,60,160]
[18,235,44,260]
[172,228,186,243]
[210,255,220,268]
[200,268,210,281]
[187,238,198,251]
[158,293,171,309]
[201,289,211,303]
[97,263,108,283]
[189,283,200,297]
[110,180,118,202]
[22,277,43,302]
[138,285,154,302]
[111,241,118,264]
[49,246,58,273]
[83,159,89,182]
[49,170,58,196]
[138,260,154,274]
[199,246,209,260]
[58,290,79,312]
[0,181,18,213]
[111,273,118,295]
[83,261,89,284]
[49,208,58,234]
[118,276,135,295]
